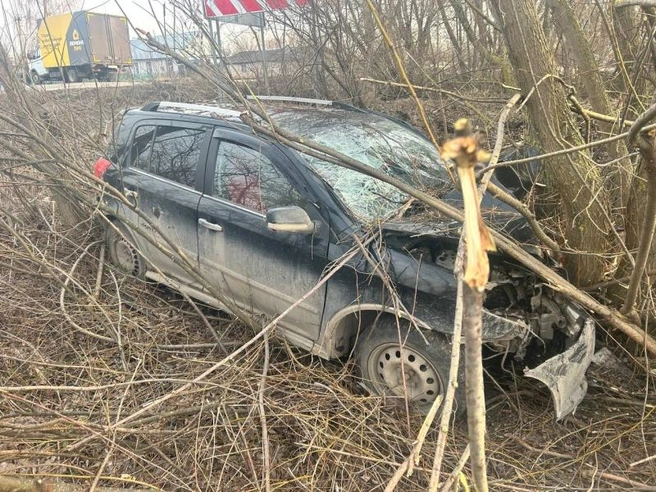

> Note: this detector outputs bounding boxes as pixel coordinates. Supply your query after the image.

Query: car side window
[130,124,205,188]
[150,126,205,187]
[131,125,157,171]
[214,141,303,213]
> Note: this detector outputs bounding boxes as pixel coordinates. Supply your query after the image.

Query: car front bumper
[524,318,595,419]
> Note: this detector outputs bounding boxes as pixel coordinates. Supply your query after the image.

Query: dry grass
[0,80,654,491]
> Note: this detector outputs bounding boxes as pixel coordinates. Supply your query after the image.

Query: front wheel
[30,72,41,85]
[356,318,465,415]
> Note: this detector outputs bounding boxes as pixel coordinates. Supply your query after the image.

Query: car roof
[129,97,395,125]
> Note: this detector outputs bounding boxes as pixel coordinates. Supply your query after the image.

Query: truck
[27,11,132,84]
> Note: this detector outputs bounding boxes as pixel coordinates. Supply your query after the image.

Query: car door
[197,128,330,341]
[118,119,211,284]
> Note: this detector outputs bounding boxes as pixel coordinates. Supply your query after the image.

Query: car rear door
[117,119,211,284]
[197,128,330,341]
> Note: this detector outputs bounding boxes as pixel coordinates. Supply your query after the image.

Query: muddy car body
[97,98,594,417]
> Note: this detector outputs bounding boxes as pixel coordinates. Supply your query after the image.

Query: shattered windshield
[271,109,451,221]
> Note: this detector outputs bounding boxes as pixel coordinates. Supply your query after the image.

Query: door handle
[198,218,223,232]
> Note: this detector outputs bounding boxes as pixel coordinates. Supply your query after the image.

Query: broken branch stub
[441,119,495,290]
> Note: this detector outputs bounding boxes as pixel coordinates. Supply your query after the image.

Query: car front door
[197,129,330,341]
[118,119,211,285]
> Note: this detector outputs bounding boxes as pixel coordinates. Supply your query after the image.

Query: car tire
[30,72,41,85]
[106,221,146,278]
[356,317,465,415]
[66,68,79,83]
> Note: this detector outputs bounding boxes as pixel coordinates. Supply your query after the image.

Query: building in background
[130,32,209,79]
[225,46,302,80]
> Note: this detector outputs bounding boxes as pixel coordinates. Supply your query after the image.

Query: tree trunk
[491,0,612,286]
[547,0,632,208]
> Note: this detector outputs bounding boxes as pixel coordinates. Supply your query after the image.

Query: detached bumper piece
[525,319,595,419]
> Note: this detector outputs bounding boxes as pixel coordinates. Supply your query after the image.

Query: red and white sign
[204,0,308,18]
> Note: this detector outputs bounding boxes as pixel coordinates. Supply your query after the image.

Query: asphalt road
[29,80,144,91]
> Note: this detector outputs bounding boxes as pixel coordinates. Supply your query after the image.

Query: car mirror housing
[266,206,315,234]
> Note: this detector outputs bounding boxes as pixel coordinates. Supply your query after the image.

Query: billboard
[204,0,309,18]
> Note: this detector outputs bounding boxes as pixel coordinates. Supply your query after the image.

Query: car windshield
[271,109,451,221]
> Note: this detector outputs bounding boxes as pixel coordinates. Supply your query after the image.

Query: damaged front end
[385,226,595,418]
[484,272,595,419]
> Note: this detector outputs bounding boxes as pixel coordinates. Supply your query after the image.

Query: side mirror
[266,206,315,234]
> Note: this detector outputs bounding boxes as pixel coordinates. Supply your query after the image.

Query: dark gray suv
[96,98,594,417]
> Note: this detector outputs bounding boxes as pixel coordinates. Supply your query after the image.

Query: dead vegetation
[0,81,653,491]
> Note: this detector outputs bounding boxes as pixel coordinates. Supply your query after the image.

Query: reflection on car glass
[272,110,449,221]
[149,126,205,187]
[131,125,156,171]
[214,142,303,213]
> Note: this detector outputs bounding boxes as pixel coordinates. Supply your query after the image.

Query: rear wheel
[106,221,146,278]
[356,318,465,415]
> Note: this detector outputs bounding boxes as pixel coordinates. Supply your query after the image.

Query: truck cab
[27,48,50,84]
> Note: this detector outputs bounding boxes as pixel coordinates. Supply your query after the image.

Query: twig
[364,0,456,184]
[258,332,271,492]
[615,0,656,7]
[478,121,656,175]
[427,280,464,491]
[89,444,115,492]
[359,77,508,103]
[384,395,443,492]
[439,445,471,492]
[582,469,656,490]
[630,453,656,467]
[94,242,105,300]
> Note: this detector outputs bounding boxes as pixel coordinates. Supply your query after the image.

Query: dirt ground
[0,80,655,491]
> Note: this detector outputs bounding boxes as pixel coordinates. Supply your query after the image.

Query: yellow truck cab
[27,11,132,84]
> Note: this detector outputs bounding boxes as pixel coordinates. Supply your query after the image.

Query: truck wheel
[65,68,79,83]
[30,72,41,85]
[356,317,466,415]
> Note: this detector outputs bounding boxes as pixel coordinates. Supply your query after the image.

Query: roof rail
[142,101,243,121]
[246,95,333,106]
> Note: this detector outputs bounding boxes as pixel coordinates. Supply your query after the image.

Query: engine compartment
[384,233,586,368]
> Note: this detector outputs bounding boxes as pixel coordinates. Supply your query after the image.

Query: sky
[80,0,176,35]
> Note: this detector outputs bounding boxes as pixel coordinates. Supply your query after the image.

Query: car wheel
[66,68,79,83]
[106,221,146,278]
[356,318,465,415]
[30,72,41,85]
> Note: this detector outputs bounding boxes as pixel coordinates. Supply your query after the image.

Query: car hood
[380,198,533,245]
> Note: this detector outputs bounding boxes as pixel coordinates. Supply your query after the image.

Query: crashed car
[96,97,595,418]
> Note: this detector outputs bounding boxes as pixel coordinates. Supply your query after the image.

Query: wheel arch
[314,304,438,360]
